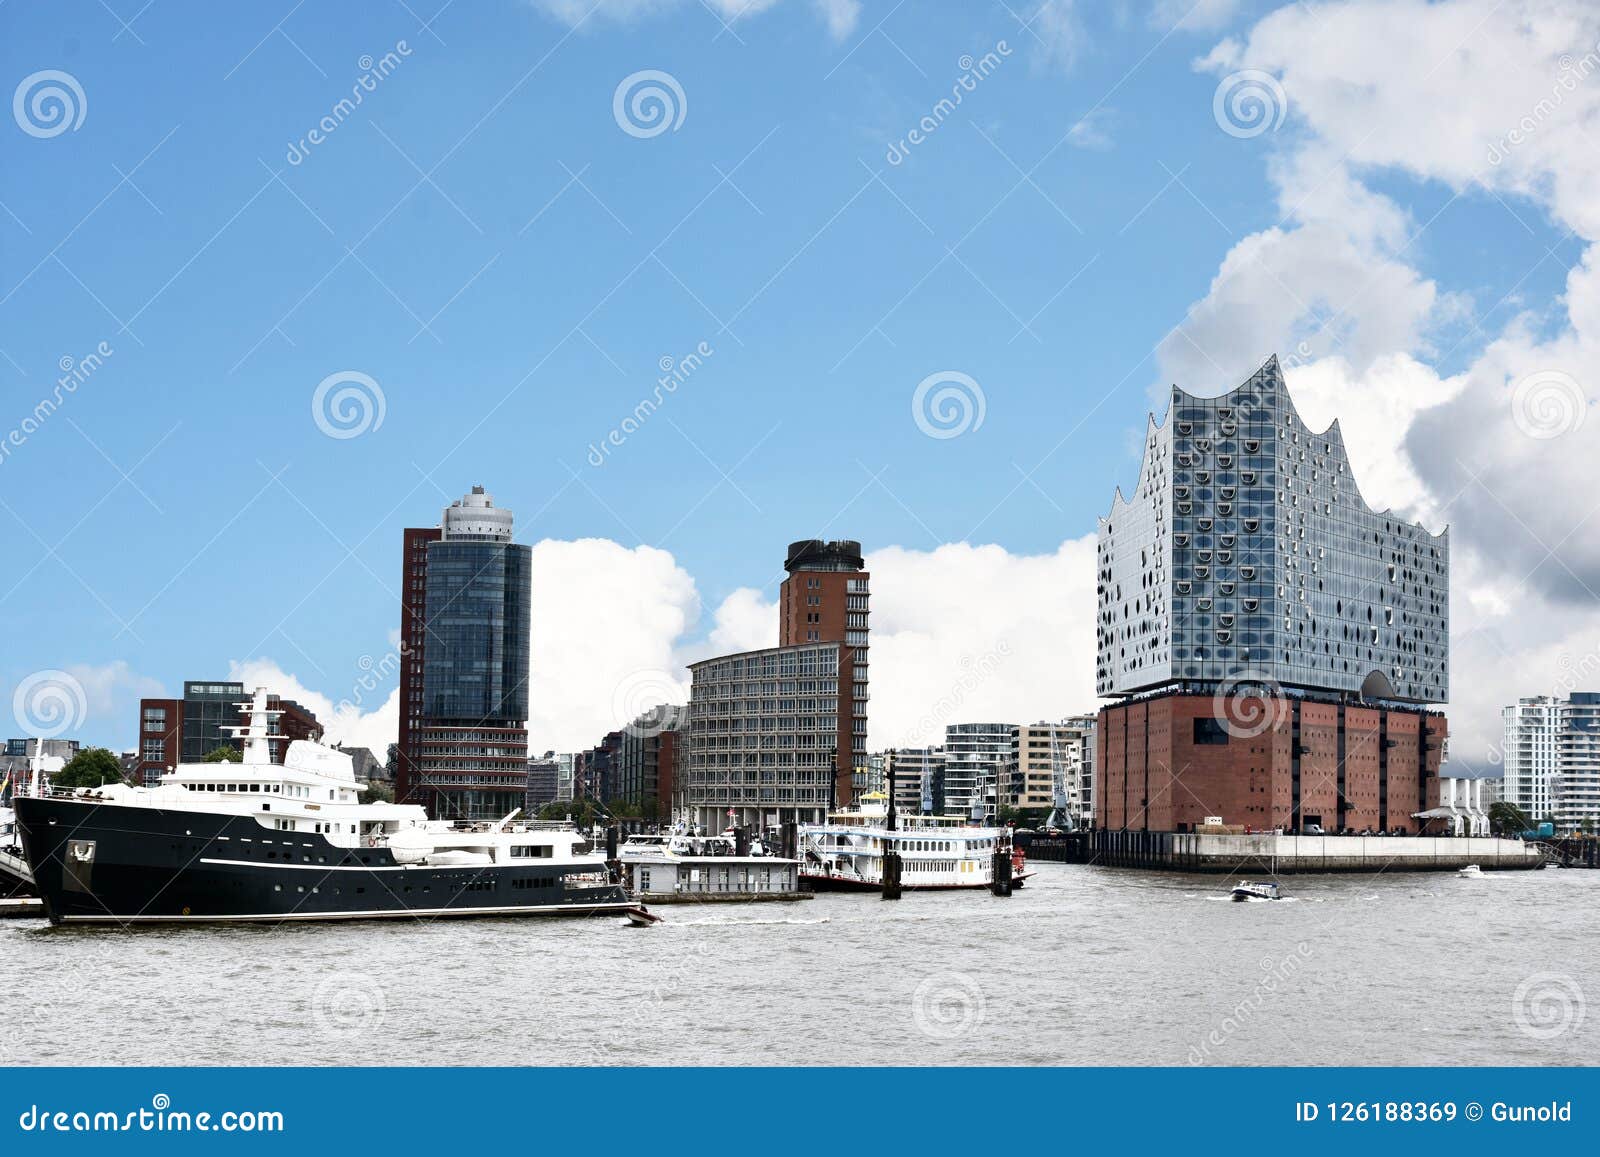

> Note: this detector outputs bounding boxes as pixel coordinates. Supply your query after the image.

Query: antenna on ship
[223,687,283,766]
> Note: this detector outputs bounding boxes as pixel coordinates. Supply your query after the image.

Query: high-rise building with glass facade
[1095,357,1449,835]
[401,486,533,820]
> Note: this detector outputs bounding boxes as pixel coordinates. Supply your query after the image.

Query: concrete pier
[1091,830,1545,873]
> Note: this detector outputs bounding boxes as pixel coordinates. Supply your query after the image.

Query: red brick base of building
[1095,691,1448,834]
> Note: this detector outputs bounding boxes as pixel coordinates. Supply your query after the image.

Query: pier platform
[1090,830,1546,873]
[0,898,45,919]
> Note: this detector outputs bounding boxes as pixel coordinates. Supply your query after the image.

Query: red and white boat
[798,793,1030,891]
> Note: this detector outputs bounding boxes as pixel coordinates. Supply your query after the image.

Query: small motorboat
[623,905,663,927]
[1457,864,1483,878]
[1230,881,1281,902]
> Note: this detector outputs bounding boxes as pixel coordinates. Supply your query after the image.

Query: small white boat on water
[1458,864,1484,878]
[1230,880,1281,902]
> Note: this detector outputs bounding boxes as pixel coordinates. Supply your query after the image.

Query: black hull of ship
[14,796,634,926]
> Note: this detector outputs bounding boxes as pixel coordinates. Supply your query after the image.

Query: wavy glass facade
[1096,356,1448,704]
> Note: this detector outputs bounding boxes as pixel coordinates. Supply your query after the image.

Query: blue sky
[3,0,1592,762]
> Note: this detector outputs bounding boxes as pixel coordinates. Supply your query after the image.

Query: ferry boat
[1230,881,1281,902]
[798,793,1027,891]
[617,831,805,902]
[12,688,648,926]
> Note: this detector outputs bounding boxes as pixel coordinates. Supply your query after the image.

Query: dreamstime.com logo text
[18,1094,284,1134]
[0,341,113,468]
[587,341,713,466]
[286,41,413,165]
[886,41,1011,165]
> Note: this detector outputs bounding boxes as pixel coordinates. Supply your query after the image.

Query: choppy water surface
[3,865,1595,1066]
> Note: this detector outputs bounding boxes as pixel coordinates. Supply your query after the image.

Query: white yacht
[798,793,1027,891]
[12,688,648,926]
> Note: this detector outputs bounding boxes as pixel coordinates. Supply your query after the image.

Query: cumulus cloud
[863,538,1099,747]
[1174,0,1600,773]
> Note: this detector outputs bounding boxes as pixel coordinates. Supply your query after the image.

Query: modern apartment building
[612,705,685,818]
[1095,357,1450,834]
[684,641,847,831]
[401,487,534,820]
[942,722,1014,819]
[884,745,943,814]
[1502,693,1600,830]
[1005,717,1096,826]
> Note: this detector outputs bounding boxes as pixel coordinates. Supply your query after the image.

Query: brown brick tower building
[1095,358,1449,835]
[778,539,870,808]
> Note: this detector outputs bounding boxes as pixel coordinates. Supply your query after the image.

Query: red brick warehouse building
[1094,357,1450,834]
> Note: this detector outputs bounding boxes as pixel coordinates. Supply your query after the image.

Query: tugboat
[1230,880,1281,902]
[13,688,653,926]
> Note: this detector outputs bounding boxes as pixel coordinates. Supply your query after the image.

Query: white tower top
[440,484,514,541]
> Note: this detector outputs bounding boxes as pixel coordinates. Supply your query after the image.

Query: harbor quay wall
[1086,830,1544,873]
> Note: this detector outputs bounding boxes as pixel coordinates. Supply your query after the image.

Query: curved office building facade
[1096,355,1448,705]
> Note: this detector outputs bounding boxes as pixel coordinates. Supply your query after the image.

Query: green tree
[203,745,242,763]
[53,747,125,789]
[1489,800,1533,836]
[361,782,394,804]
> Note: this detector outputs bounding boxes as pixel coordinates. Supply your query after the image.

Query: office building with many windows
[1503,693,1600,831]
[401,486,533,820]
[1095,357,1449,834]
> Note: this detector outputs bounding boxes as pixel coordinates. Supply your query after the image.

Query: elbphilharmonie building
[1097,355,1448,704]
[1094,357,1451,837]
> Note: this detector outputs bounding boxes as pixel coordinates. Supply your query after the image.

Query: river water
[2,864,1594,1066]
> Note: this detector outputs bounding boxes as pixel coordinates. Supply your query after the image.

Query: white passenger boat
[798,793,1027,891]
[1457,863,1483,878]
[1230,881,1281,902]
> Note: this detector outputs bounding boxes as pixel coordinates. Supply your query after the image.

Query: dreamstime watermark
[0,341,113,468]
[911,972,987,1041]
[312,370,387,439]
[587,341,713,466]
[612,70,686,138]
[11,669,87,740]
[336,641,410,715]
[911,370,986,439]
[1487,41,1600,165]
[16,1095,283,1134]
[903,642,1012,746]
[1188,942,1314,1064]
[311,973,388,1039]
[1212,668,1283,739]
[1511,972,1586,1040]
[610,669,687,737]
[13,69,86,138]
[1212,69,1287,139]
[286,42,413,165]
[885,40,1011,165]
[1509,368,1586,439]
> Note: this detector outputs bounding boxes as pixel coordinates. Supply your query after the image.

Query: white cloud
[861,538,1099,747]
[56,661,164,750]
[1151,0,1242,33]
[1030,1,1086,71]
[527,0,858,38]
[1065,107,1114,150]
[1174,0,1600,776]
[228,658,399,759]
[701,586,777,657]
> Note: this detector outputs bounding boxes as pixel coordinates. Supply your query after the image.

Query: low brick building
[1096,691,1447,835]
